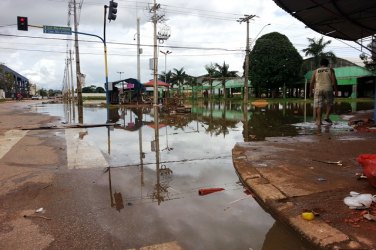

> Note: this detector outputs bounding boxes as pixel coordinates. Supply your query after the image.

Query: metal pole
[137,17,141,82]
[103,5,111,106]
[160,50,171,83]
[73,0,83,123]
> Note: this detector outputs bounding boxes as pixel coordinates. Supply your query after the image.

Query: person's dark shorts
[314,90,334,108]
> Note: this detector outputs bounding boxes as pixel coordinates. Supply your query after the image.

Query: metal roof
[305,65,374,85]
[272,0,376,41]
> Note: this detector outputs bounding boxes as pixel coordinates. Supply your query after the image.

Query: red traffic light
[17,16,28,31]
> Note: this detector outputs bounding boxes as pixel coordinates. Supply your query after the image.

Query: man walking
[310,58,338,126]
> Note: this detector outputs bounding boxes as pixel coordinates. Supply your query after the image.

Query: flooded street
[30,100,373,249]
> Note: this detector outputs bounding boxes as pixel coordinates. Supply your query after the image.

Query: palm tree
[185,76,199,100]
[302,37,337,69]
[214,61,237,99]
[171,67,187,95]
[159,70,173,84]
[204,63,217,98]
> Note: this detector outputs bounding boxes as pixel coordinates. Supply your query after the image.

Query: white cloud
[0,0,365,90]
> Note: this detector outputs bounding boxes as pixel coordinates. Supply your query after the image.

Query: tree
[82,85,97,93]
[0,70,14,94]
[204,63,217,98]
[360,38,376,73]
[159,70,173,84]
[302,37,336,69]
[214,61,237,98]
[38,88,48,97]
[250,32,303,98]
[171,67,188,94]
[96,86,105,93]
[185,76,199,100]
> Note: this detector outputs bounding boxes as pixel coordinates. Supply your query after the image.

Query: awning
[143,80,170,87]
[272,0,376,41]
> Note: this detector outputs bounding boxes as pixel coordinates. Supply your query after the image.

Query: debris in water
[198,188,225,196]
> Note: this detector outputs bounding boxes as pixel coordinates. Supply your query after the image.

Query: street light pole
[160,50,171,83]
[117,71,124,80]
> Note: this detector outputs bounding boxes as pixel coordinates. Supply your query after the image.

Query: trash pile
[344,191,376,210]
[349,118,376,132]
[343,192,376,225]
[357,154,376,188]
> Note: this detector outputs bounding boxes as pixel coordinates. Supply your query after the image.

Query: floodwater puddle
[30,100,372,249]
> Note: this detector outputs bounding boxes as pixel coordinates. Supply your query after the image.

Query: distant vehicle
[31,95,42,100]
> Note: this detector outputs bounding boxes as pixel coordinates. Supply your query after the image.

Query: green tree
[214,61,237,98]
[360,38,376,73]
[302,37,336,69]
[204,63,217,98]
[171,67,187,94]
[38,88,48,97]
[96,86,105,93]
[159,70,173,84]
[185,76,199,100]
[0,66,15,95]
[250,32,303,98]
[82,85,97,93]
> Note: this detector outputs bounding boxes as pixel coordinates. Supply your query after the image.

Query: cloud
[0,0,364,91]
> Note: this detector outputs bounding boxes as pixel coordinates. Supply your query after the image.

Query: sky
[0,0,368,90]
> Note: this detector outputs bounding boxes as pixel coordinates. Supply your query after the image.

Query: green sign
[43,25,72,35]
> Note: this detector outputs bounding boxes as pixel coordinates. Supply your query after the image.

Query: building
[0,64,30,98]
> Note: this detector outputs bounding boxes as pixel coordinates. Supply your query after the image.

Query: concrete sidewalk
[232,129,376,249]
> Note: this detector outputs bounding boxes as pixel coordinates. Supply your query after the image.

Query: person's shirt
[314,66,334,91]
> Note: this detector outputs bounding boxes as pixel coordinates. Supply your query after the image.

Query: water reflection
[32,100,374,249]
[262,221,316,250]
[107,167,125,212]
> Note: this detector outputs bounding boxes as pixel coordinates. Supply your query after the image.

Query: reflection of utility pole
[152,1,159,105]
[73,0,83,123]
[237,14,256,107]
[160,50,171,83]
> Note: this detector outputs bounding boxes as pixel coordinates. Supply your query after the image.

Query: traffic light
[17,16,28,31]
[108,0,118,21]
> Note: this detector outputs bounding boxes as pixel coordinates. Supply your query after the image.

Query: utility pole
[117,71,124,80]
[160,50,171,83]
[237,15,256,106]
[136,17,141,82]
[73,0,83,123]
[69,49,76,121]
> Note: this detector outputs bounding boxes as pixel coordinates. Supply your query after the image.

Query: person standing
[310,58,338,126]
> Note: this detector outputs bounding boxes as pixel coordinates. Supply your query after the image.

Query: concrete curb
[232,136,376,249]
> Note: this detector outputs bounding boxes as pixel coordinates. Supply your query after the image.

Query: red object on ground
[198,188,225,196]
[357,154,376,188]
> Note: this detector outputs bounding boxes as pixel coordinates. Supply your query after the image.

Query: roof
[0,64,29,81]
[143,80,170,87]
[272,0,376,41]
[305,65,375,85]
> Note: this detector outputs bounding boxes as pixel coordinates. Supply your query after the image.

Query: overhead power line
[0,33,243,52]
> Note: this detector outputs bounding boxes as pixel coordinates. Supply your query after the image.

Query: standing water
[30,100,373,249]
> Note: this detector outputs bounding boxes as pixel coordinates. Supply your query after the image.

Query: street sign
[43,25,72,35]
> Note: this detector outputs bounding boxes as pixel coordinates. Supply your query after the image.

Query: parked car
[31,95,42,100]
